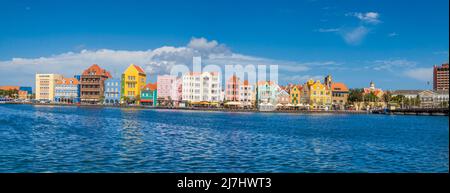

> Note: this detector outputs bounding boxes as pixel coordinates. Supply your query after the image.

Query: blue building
[74,75,81,103]
[54,78,79,103]
[104,78,121,104]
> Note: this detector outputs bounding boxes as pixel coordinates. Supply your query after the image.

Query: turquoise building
[141,83,157,106]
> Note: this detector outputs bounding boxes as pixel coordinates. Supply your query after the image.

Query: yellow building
[302,79,332,109]
[35,74,63,101]
[121,64,147,102]
[289,85,302,105]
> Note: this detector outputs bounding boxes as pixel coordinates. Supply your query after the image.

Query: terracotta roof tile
[82,64,112,78]
[144,83,157,90]
[56,78,79,85]
[331,82,349,92]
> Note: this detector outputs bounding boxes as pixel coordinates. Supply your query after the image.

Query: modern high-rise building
[433,63,449,91]
[35,74,63,101]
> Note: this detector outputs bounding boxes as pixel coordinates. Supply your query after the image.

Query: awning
[225,101,241,106]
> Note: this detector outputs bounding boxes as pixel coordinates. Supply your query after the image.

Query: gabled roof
[82,64,112,78]
[56,78,79,85]
[331,82,349,92]
[132,64,145,74]
[143,83,157,91]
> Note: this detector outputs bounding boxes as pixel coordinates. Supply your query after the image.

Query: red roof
[132,64,145,74]
[331,82,349,92]
[243,80,249,86]
[56,78,79,85]
[0,86,20,90]
[143,83,157,90]
[82,64,112,78]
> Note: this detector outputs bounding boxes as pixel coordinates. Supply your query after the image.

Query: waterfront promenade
[3,102,449,116]
[1,102,371,115]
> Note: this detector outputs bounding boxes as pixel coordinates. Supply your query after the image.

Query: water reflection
[0,104,448,172]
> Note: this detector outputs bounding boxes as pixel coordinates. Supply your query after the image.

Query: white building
[182,72,221,102]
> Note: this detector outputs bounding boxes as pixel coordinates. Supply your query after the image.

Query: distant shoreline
[2,103,448,116]
[1,102,369,114]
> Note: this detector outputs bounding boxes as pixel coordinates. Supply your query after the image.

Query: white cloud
[371,59,416,71]
[283,75,324,83]
[347,12,381,24]
[0,37,323,87]
[316,28,340,33]
[341,26,369,45]
[388,32,399,37]
[404,68,433,81]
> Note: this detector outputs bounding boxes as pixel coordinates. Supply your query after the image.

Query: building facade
[363,81,384,98]
[239,80,254,107]
[302,79,332,109]
[141,83,157,106]
[157,75,179,106]
[35,74,63,101]
[122,64,147,102]
[182,72,221,103]
[225,75,241,102]
[289,85,302,105]
[104,78,121,105]
[277,89,290,105]
[331,82,349,110]
[433,63,449,91]
[80,64,112,104]
[256,81,279,105]
[54,78,79,103]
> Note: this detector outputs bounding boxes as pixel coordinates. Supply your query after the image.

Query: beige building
[35,74,63,101]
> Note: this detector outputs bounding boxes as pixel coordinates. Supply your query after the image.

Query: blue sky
[0,0,448,90]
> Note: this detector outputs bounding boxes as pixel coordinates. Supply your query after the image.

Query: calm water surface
[0,104,448,172]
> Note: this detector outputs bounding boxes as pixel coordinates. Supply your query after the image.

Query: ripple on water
[0,104,448,173]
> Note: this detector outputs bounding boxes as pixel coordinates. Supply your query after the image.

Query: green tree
[382,91,392,103]
[365,92,378,102]
[348,88,363,103]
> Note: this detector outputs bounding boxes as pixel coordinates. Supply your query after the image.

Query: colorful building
[104,78,121,105]
[0,86,33,99]
[276,89,290,105]
[239,80,255,107]
[331,82,349,110]
[302,79,332,109]
[54,78,79,103]
[182,72,221,104]
[256,81,280,105]
[35,74,63,101]
[157,75,178,106]
[122,64,147,103]
[80,64,112,104]
[141,83,157,106]
[363,81,384,98]
[225,75,241,102]
[289,85,302,105]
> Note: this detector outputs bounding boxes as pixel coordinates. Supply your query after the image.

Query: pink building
[157,75,182,106]
[225,75,241,101]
